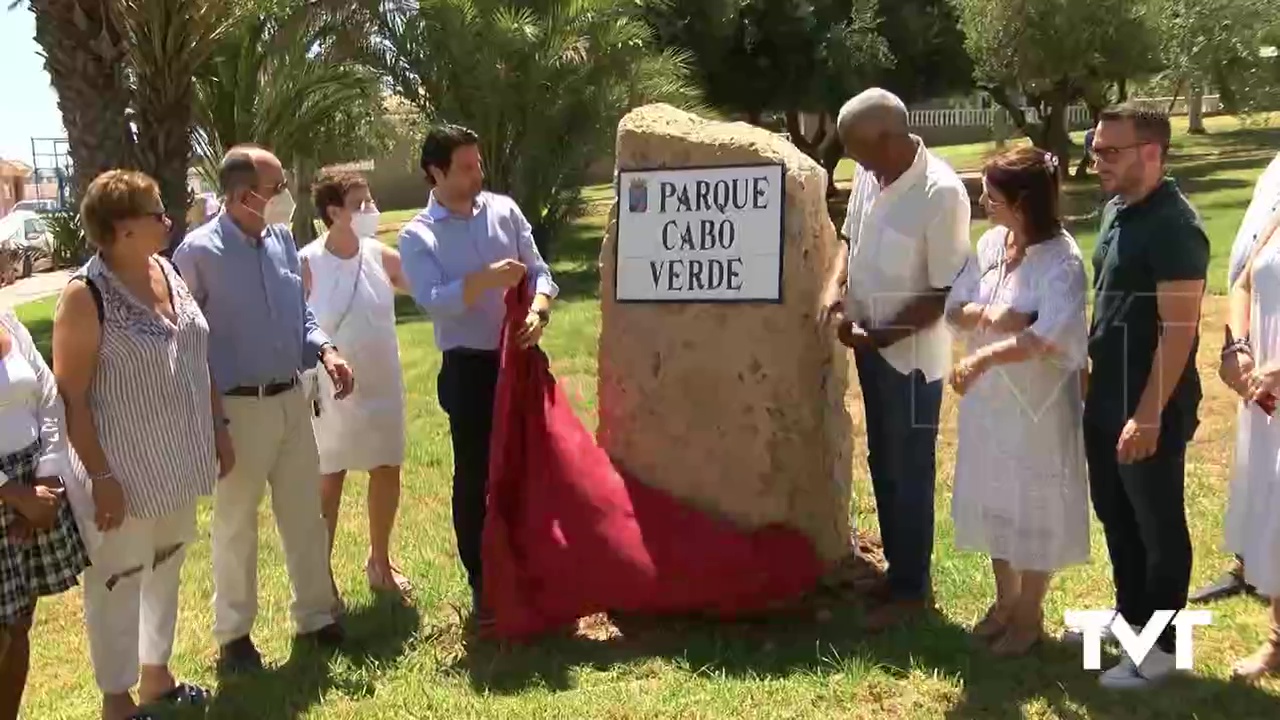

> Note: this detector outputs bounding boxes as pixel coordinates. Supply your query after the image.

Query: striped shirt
[69,255,217,518]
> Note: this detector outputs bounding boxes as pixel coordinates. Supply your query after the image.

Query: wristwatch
[318,343,337,361]
[535,308,550,327]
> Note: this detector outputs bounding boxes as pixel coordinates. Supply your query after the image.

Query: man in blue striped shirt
[174,145,355,673]
[398,124,558,623]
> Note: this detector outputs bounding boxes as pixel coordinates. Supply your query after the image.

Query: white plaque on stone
[614,163,785,302]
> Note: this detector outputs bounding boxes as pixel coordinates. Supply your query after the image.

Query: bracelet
[89,470,114,482]
[1222,338,1252,359]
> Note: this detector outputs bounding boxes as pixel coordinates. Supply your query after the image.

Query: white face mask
[350,209,380,238]
[255,189,295,227]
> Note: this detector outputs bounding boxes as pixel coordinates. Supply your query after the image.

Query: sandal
[143,681,211,708]
[990,624,1044,656]
[1232,625,1280,682]
[972,603,1011,640]
[367,562,413,597]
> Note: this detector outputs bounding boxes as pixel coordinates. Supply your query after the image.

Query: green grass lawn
[16,116,1280,719]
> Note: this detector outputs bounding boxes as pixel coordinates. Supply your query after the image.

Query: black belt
[225,377,298,398]
[443,348,499,359]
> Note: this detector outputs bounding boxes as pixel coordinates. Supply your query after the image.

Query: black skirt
[0,442,89,626]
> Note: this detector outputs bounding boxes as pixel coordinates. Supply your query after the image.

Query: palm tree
[193,0,391,244]
[357,0,702,256]
[120,0,238,245]
[22,1,135,200]
[20,0,238,248]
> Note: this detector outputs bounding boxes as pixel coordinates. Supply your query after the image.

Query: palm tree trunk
[134,82,197,253]
[29,1,137,201]
[291,162,318,247]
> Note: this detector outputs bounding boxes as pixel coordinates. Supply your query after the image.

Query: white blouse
[0,310,66,483]
[944,226,1089,371]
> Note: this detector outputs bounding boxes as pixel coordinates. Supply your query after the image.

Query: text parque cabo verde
[617,165,784,302]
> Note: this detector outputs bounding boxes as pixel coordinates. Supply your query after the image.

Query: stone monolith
[597,103,852,564]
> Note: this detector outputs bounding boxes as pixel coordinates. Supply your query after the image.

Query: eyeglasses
[1091,143,1151,163]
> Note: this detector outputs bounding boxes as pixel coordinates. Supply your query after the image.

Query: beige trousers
[212,385,336,645]
[83,501,196,694]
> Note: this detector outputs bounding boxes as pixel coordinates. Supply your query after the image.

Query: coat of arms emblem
[628,177,648,213]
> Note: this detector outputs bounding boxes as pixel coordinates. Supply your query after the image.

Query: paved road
[0,269,71,310]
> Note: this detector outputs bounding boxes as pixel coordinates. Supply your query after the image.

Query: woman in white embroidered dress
[1220,208,1280,681]
[944,146,1090,656]
[300,172,412,602]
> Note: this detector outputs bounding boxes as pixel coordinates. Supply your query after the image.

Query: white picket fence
[907,95,1223,129]
[909,105,1089,129]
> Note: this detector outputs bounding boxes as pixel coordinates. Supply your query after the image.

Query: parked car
[0,210,53,280]
[10,198,61,214]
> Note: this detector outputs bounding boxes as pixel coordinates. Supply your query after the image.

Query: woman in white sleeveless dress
[1220,209,1280,681]
[301,172,412,600]
[944,147,1090,656]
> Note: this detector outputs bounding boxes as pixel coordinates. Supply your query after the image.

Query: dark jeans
[1084,420,1192,653]
[854,347,944,600]
[436,349,500,607]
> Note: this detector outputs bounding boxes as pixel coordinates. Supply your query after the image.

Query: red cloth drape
[481,284,824,640]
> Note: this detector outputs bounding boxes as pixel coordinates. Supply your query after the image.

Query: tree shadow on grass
[393,294,427,326]
[1171,155,1276,183]
[451,595,1280,719]
[1184,125,1280,149]
[549,266,601,301]
[190,596,423,720]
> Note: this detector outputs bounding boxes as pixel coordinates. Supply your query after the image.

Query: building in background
[0,159,33,218]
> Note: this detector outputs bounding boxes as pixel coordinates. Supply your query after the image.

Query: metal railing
[907,96,1222,128]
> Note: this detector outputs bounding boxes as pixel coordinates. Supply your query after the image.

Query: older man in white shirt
[819,88,971,631]
[1193,150,1280,605]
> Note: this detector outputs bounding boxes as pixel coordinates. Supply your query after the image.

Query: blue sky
[0,8,65,165]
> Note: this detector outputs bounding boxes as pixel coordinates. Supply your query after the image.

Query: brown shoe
[861,579,894,605]
[863,597,932,633]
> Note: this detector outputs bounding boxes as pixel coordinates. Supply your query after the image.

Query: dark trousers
[436,349,500,607]
[854,347,944,600]
[1084,420,1192,653]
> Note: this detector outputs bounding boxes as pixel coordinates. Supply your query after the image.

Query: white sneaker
[1062,609,1128,644]
[1099,646,1182,689]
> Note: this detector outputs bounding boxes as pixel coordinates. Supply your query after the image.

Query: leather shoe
[863,596,934,633]
[216,635,263,674]
[297,622,345,649]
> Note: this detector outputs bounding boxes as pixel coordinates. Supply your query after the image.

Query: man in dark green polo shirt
[1083,103,1209,689]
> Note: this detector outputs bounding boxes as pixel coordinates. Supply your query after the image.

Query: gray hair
[218,145,262,196]
[836,88,909,137]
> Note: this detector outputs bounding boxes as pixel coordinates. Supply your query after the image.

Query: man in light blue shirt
[174,145,355,672]
[398,124,558,622]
